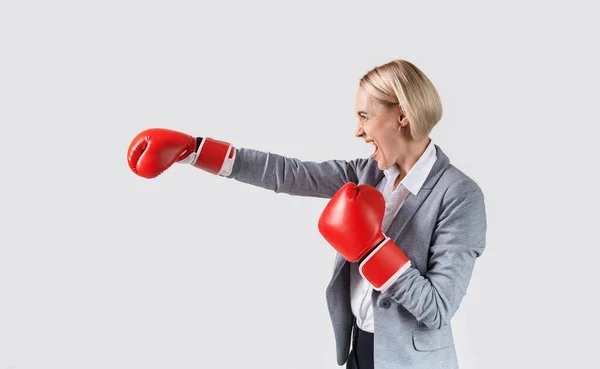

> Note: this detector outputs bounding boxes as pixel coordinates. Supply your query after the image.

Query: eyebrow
[357,111,369,116]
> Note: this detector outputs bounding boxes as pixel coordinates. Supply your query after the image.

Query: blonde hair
[359,60,443,141]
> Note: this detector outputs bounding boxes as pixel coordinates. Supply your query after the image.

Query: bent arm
[227,147,367,198]
[383,179,487,329]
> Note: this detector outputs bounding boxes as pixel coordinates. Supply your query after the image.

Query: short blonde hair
[359,60,443,141]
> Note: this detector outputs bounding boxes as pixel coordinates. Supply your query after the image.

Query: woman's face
[354,87,404,170]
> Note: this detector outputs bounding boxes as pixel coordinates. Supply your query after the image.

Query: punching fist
[318,182,411,291]
[127,128,235,178]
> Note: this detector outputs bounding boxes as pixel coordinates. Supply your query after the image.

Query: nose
[354,121,365,138]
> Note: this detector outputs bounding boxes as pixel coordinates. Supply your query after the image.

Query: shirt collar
[383,139,437,196]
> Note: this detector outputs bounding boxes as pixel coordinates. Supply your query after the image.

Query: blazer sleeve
[383,178,487,329]
[226,147,369,198]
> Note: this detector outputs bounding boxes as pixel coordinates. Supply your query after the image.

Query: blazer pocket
[412,325,452,352]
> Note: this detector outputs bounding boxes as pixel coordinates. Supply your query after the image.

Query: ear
[397,114,408,128]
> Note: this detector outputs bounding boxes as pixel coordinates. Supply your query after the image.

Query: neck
[394,137,431,183]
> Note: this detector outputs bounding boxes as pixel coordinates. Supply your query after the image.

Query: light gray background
[1,1,598,368]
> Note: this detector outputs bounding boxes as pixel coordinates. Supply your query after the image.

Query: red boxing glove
[318,182,411,291]
[127,128,235,178]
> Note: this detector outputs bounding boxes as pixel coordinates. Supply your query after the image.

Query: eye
[359,115,368,122]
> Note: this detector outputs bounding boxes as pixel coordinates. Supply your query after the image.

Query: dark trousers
[346,322,374,369]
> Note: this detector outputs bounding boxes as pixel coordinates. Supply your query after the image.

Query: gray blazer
[226,144,487,369]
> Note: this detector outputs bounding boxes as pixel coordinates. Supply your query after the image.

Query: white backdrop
[1,1,599,369]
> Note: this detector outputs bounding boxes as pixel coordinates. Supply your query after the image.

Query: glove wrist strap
[179,137,236,176]
[358,237,411,291]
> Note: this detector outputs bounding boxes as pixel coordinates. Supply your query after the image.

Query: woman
[127,59,487,369]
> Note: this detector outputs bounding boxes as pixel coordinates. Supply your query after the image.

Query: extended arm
[228,148,365,198]
[127,127,368,199]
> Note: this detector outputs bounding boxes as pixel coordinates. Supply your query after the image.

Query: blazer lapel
[329,253,347,286]
[384,145,451,239]
[385,188,432,238]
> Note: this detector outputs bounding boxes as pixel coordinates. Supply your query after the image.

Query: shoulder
[429,164,487,244]
[429,145,484,207]
[348,156,382,181]
[427,145,483,198]
[440,165,483,196]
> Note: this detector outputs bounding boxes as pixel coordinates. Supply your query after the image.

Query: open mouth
[367,141,379,158]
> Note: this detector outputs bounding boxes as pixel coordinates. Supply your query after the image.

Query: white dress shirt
[349,139,438,333]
